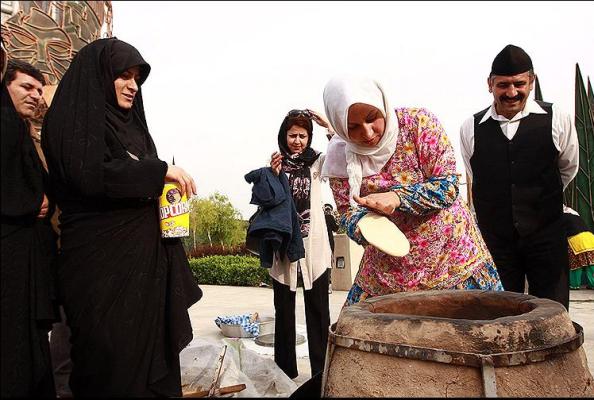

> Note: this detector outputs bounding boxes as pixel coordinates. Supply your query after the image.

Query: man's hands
[165,165,197,198]
[354,192,401,216]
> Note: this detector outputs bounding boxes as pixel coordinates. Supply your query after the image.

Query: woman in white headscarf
[322,76,502,306]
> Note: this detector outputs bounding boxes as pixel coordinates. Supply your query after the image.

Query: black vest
[470,102,563,239]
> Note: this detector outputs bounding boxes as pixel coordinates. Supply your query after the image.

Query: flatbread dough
[357,212,410,257]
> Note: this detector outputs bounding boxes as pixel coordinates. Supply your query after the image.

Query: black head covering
[277,110,319,165]
[491,44,533,76]
[42,38,156,197]
[277,110,321,238]
[104,39,152,158]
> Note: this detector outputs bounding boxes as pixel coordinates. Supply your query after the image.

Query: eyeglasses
[286,109,312,119]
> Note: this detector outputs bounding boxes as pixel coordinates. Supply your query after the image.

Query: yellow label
[159,183,190,238]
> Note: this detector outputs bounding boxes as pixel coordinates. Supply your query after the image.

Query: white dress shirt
[460,98,579,189]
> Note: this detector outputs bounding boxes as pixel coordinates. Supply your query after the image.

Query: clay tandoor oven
[322,290,593,397]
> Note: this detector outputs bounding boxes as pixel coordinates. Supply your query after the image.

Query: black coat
[1,81,58,397]
[245,167,305,268]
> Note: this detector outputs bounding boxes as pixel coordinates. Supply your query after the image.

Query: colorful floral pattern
[330,107,501,297]
[345,261,503,307]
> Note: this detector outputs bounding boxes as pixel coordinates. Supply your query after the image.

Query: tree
[185,192,245,248]
[187,197,216,248]
[563,64,594,231]
[533,66,593,231]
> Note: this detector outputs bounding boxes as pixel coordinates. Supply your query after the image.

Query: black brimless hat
[491,44,533,76]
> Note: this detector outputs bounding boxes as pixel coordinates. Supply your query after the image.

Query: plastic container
[159,183,190,238]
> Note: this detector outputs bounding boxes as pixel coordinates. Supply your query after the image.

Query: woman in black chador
[41,38,202,397]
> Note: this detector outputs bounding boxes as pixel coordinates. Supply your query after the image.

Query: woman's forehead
[287,124,308,134]
[124,65,141,75]
[348,103,382,117]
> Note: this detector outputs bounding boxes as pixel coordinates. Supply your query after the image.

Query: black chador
[41,38,202,397]
[1,79,58,397]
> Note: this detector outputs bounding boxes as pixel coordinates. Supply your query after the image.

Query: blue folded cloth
[244,167,305,268]
[214,314,260,337]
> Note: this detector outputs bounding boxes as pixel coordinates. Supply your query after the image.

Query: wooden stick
[208,345,227,397]
[182,383,247,398]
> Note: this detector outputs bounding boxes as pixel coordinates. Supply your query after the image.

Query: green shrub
[188,255,272,287]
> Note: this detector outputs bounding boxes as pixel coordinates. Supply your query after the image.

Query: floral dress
[329,108,503,305]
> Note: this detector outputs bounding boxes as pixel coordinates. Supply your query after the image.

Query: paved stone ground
[569,289,594,373]
[188,286,594,390]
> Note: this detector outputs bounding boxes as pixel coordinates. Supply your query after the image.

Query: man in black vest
[459,44,579,310]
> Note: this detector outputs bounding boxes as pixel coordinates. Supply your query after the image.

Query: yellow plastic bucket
[159,183,190,238]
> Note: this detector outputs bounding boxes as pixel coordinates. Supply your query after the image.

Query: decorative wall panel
[1,1,112,85]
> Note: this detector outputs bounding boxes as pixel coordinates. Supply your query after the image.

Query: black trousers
[272,269,330,379]
[482,217,569,310]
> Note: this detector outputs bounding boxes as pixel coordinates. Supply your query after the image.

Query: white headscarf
[321,76,398,206]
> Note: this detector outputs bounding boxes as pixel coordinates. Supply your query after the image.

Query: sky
[112,1,594,219]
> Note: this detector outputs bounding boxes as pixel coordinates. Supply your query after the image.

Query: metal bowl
[255,333,307,347]
[258,316,275,336]
[219,323,254,338]
[218,315,275,338]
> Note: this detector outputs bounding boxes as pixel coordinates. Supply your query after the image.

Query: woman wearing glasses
[269,109,334,380]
